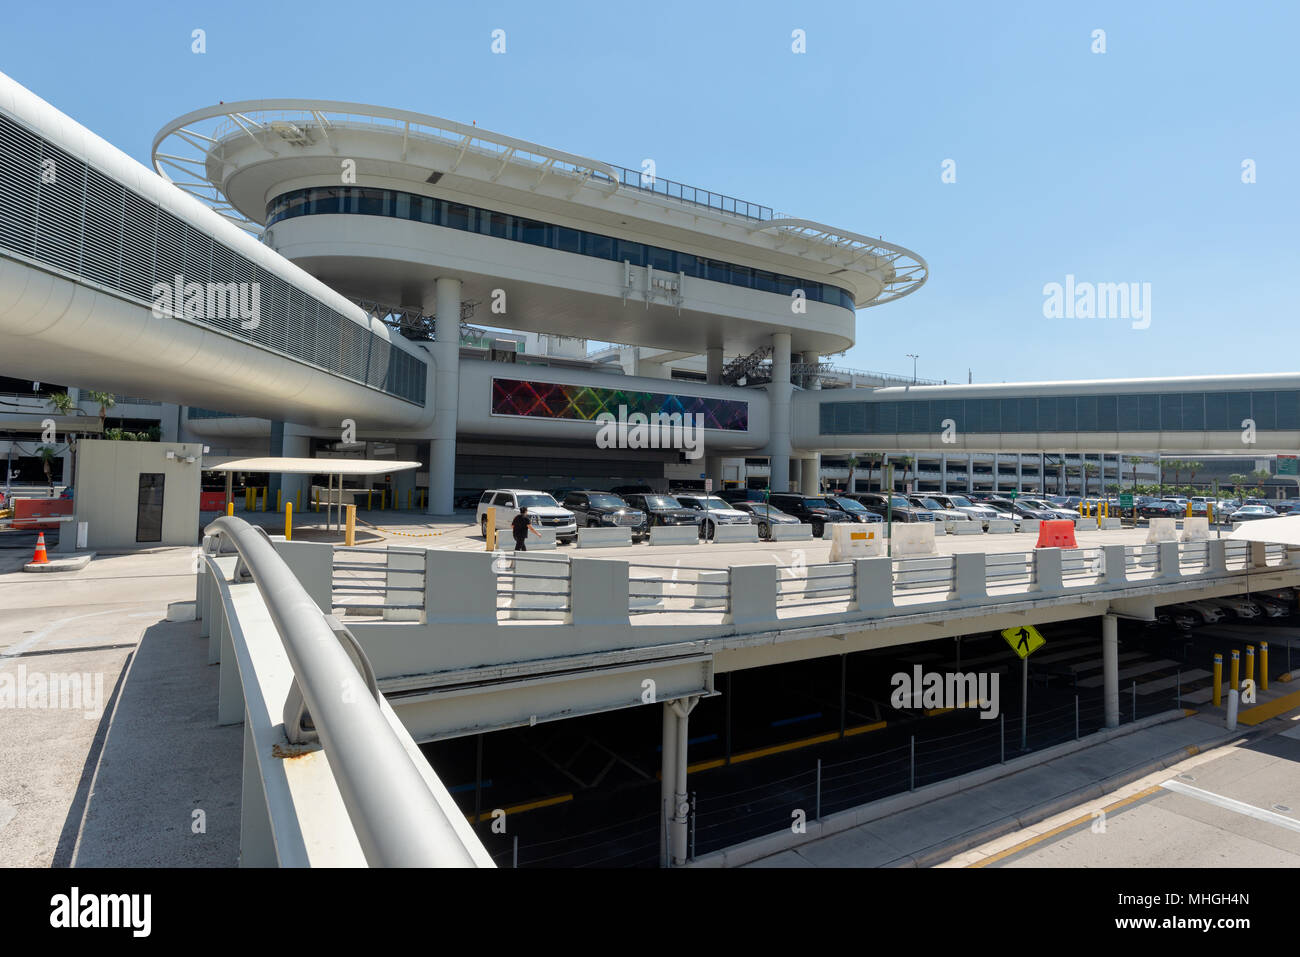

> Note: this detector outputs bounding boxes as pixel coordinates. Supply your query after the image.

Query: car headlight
[601,513,617,524]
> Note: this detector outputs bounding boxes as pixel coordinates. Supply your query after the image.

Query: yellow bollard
[276,489,282,512]
[367,490,373,511]
[408,489,413,510]
[1261,642,1269,691]
[1213,653,1223,707]
[1208,503,1214,524]
[1246,645,1255,686]
[263,487,269,512]
[485,506,497,551]
[381,490,386,511]
[420,490,426,509]
[226,502,234,517]
[296,490,301,511]
[345,504,356,547]
[285,502,293,541]
[1230,649,1240,692]
[314,489,320,513]
[1186,501,1193,518]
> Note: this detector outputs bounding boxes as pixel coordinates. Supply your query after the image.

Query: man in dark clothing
[511,506,539,550]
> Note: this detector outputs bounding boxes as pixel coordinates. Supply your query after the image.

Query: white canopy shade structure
[1228,516,1300,547]
[205,457,421,531]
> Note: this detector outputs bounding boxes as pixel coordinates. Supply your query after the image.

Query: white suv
[477,489,577,543]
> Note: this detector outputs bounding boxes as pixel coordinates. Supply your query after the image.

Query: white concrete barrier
[517,528,557,550]
[503,556,569,619]
[629,573,664,610]
[693,570,729,609]
[1099,518,1123,530]
[1018,520,1040,535]
[946,521,982,535]
[577,526,632,548]
[800,563,855,601]
[890,523,938,558]
[770,523,813,542]
[1074,518,1099,531]
[711,524,759,544]
[1146,517,1178,543]
[649,525,699,546]
[828,524,884,561]
[986,519,1015,534]
[1180,517,1209,542]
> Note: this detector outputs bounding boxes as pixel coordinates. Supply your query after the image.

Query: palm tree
[1228,473,1248,497]
[85,390,116,433]
[897,455,915,493]
[45,392,76,487]
[1127,455,1143,489]
[1252,469,1272,498]
[1083,462,1100,497]
[36,445,59,490]
[1186,461,1203,493]
[845,455,860,495]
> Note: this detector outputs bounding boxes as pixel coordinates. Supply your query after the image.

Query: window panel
[1252,391,1276,430]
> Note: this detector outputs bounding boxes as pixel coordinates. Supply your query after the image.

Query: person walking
[512,506,540,550]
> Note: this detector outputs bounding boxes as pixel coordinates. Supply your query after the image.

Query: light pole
[906,354,919,383]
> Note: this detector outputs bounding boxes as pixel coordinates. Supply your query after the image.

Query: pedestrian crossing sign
[1001,625,1045,659]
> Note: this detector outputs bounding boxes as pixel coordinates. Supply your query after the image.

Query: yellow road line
[1237,687,1300,726]
[466,792,573,823]
[686,720,888,774]
[967,785,1164,868]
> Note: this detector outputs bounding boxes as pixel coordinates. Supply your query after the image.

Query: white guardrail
[197,517,493,868]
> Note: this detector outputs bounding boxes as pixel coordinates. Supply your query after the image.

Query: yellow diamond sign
[1002,625,1045,659]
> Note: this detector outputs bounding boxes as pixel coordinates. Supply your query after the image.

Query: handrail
[204,516,478,867]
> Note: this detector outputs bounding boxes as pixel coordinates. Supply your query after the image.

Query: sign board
[1278,456,1298,476]
[1119,493,1134,508]
[1001,625,1046,659]
[1007,491,1018,500]
[705,479,713,493]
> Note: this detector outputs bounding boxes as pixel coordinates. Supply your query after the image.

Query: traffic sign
[705,479,713,493]
[1002,625,1045,659]
[1119,492,1134,508]
[1278,456,1297,476]
[1007,491,1018,499]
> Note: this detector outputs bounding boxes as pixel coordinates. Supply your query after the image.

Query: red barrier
[11,498,73,529]
[199,491,228,512]
[1034,519,1078,549]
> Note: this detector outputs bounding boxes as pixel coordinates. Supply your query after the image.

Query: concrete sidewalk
[691,708,1270,868]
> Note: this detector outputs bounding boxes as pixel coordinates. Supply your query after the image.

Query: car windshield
[888,496,911,509]
[832,497,868,511]
[947,496,974,507]
[586,494,627,509]
[699,497,731,510]
[919,498,945,509]
[804,498,833,509]
[643,495,681,508]
[517,493,558,508]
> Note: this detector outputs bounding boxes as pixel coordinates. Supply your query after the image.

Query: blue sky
[3,1,1296,385]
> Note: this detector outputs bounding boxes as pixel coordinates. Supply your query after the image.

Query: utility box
[73,440,203,549]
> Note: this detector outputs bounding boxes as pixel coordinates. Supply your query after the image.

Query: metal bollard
[1261,642,1269,691]
[284,502,293,541]
[1213,653,1222,707]
[1230,649,1240,692]
[1225,689,1239,731]
[1245,645,1255,686]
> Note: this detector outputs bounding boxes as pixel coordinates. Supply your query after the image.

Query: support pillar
[1102,613,1119,728]
[670,695,699,865]
[800,454,820,494]
[428,277,461,515]
[660,702,676,865]
[705,346,723,385]
[768,332,792,492]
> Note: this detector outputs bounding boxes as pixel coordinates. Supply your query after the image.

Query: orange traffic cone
[31,532,48,564]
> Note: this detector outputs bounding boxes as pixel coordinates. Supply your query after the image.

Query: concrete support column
[669,696,699,865]
[967,454,974,493]
[802,351,821,390]
[429,277,462,515]
[768,332,792,492]
[940,454,948,493]
[659,702,676,865]
[704,454,723,490]
[801,454,820,494]
[705,347,723,385]
[1017,457,1023,493]
[1102,613,1119,728]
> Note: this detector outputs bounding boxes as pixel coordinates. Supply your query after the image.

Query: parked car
[610,484,655,497]
[848,492,936,524]
[675,494,753,539]
[929,494,1000,528]
[907,495,971,524]
[1206,596,1262,619]
[1020,498,1080,521]
[718,488,767,504]
[561,491,648,540]
[1253,594,1292,618]
[732,501,801,540]
[768,494,855,537]
[619,492,700,531]
[1170,601,1226,624]
[476,489,578,543]
[1137,500,1183,519]
[1230,505,1279,522]
[826,495,885,524]
[1272,499,1300,515]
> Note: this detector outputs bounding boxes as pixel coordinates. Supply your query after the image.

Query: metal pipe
[203,515,478,867]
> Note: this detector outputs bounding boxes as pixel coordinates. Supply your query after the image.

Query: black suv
[620,492,700,529]
[561,491,648,541]
[848,492,936,523]
[768,494,854,537]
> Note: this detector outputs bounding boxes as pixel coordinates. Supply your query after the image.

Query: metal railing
[892,556,956,596]
[332,545,426,618]
[493,552,573,615]
[986,552,1036,588]
[202,516,483,866]
[627,560,730,615]
[777,561,856,608]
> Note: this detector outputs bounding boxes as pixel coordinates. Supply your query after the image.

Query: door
[493,492,516,528]
[136,473,165,543]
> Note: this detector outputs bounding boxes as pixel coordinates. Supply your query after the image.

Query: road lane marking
[1159,780,1300,833]
[0,610,122,658]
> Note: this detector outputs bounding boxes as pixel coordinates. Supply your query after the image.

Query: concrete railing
[196,517,492,868]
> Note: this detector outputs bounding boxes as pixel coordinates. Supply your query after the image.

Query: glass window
[616,239,645,265]
[753,270,778,293]
[1252,391,1276,430]
[1077,395,1098,431]
[1138,394,1159,431]
[676,252,698,276]
[1227,392,1251,430]
[1160,394,1181,430]
[1181,393,1204,430]
[583,233,615,259]
[555,227,582,254]
[645,245,674,271]
[481,210,510,238]
[1278,391,1300,430]
[519,219,548,246]
[1055,396,1075,431]
[443,202,472,231]
[357,188,388,217]
[1000,398,1020,432]
[1204,392,1228,430]
[393,193,410,220]
[1097,394,1117,431]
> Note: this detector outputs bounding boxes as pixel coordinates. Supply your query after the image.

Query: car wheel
[812,522,824,538]
[480,516,489,538]
[759,521,771,540]
[587,519,597,527]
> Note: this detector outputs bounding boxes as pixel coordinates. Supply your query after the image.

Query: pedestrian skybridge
[0,71,430,431]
